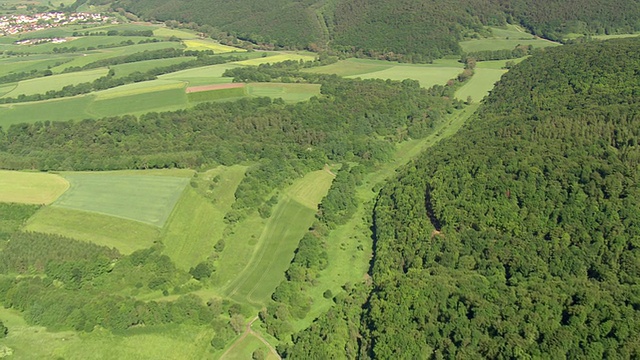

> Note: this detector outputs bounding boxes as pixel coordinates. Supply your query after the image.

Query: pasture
[307,58,464,88]
[182,39,245,53]
[246,83,321,103]
[110,57,197,77]
[162,165,246,270]
[234,52,316,66]
[455,67,506,102]
[1,68,108,98]
[52,172,189,227]
[0,170,69,204]
[24,206,160,254]
[219,169,334,306]
[0,307,214,360]
[0,55,74,76]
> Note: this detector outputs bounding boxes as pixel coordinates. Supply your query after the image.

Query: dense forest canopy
[362,38,640,358]
[104,0,640,59]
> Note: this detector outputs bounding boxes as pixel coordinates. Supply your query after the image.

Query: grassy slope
[218,170,334,307]
[53,173,189,227]
[460,25,560,52]
[162,165,247,270]
[0,170,69,204]
[1,68,109,98]
[23,207,160,254]
[246,83,321,103]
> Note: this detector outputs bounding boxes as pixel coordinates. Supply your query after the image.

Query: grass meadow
[219,169,334,307]
[24,206,160,254]
[162,165,246,270]
[306,58,463,88]
[0,170,69,204]
[0,307,214,360]
[53,172,189,227]
[234,52,316,66]
[246,83,321,103]
[182,39,245,53]
[1,68,109,98]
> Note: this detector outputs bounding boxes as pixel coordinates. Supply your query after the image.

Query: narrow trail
[220,316,280,360]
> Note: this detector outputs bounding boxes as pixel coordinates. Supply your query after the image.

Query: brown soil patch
[185,83,245,93]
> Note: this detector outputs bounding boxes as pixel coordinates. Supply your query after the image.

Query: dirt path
[220,316,280,360]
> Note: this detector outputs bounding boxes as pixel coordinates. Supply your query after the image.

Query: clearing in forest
[162,165,247,270]
[0,170,69,205]
[219,169,334,306]
[183,39,245,53]
[52,171,190,227]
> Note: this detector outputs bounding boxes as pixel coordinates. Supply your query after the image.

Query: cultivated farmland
[53,172,190,227]
[0,170,69,204]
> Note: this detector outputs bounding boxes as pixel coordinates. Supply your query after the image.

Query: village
[0,11,110,36]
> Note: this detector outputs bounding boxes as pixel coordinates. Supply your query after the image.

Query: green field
[24,206,161,254]
[246,83,321,103]
[153,27,199,40]
[90,87,189,117]
[183,39,245,53]
[307,58,463,88]
[0,308,213,360]
[110,57,197,77]
[162,165,247,270]
[0,55,74,76]
[220,169,334,306]
[159,63,239,86]
[187,87,247,103]
[234,52,316,66]
[455,67,506,102]
[1,68,108,98]
[460,25,560,52]
[52,172,190,227]
[0,170,69,204]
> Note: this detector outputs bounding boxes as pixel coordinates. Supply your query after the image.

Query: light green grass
[92,79,185,99]
[154,27,199,40]
[49,42,184,72]
[220,170,334,307]
[162,165,247,270]
[455,67,506,102]
[110,57,196,77]
[0,307,213,360]
[183,39,245,53]
[460,38,559,52]
[52,172,189,227]
[347,65,461,88]
[233,53,316,66]
[0,55,74,76]
[0,170,69,204]
[23,206,160,254]
[187,87,247,103]
[159,63,239,86]
[220,333,277,360]
[246,82,321,103]
[0,95,96,127]
[89,87,188,117]
[306,58,463,87]
[2,68,108,98]
[10,36,164,54]
[0,84,17,98]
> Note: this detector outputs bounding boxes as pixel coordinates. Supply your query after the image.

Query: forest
[283,37,640,358]
[103,0,640,60]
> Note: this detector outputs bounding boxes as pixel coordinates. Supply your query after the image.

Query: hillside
[283,37,640,358]
[365,38,640,357]
[106,0,640,59]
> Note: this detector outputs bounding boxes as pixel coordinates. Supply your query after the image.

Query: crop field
[110,56,196,77]
[90,87,189,116]
[24,206,160,254]
[246,83,321,103]
[220,169,334,306]
[52,172,189,227]
[162,165,246,269]
[234,52,316,66]
[0,55,74,76]
[153,27,199,39]
[0,95,96,127]
[0,307,213,360]
[159,63,239,86]
[183,39,245,53]
[0,170,69,204]
[49,42,185,72]
[0,84,17,97]
[1,68,109,98]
